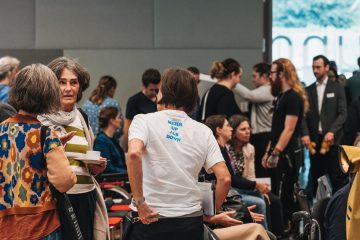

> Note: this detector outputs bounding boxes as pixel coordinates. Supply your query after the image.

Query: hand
[59,131,76,145]
[204,211,243,227]
[261,153,268,169]
[136,201,160,224]
[266,152,279,168]
[247,205,265,223]
[255,182,270,194]
[324,132,334,144]
[301,135,311,146]
[87,157,107,175]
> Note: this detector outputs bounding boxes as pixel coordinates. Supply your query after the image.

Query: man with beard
[262,58,308,225]
[301,55,347,198]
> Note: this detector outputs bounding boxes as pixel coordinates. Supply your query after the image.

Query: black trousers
[308,135,347,197]
[266,192,284,236]
[250,132,271,178]
[129,215,203,240]
[270,144,301,222]
[67,189,97,240]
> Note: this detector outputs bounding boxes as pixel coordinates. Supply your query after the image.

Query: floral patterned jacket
[0,114,76,216]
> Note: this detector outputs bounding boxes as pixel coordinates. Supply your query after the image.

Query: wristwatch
[132,197,145,207]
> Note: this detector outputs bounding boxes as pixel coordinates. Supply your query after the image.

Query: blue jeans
[236,189,268,229]
[41,227,62,240]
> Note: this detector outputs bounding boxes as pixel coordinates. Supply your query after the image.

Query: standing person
[0,56,20,103]
[187,66,201,120]
[347,56,360,99]
[94,107,126,173]
[301,55,347,197]
[82,75,124,136]
[262,58,308,225]
[234,63,274,178]
[127,69,231,240]
[198,58,243,122]
[38,57,109,240]
[0,64,76,239]
[123,68,161,149]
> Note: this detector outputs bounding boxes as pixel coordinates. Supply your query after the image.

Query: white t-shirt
[128,110,223,217]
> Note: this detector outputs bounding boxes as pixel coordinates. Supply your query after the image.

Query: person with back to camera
[127,68,237,240]
[198,58,243,122]
[94,106,127,174]
[38,57,109,240]
[82,75,124,136]
[0,64,76,239]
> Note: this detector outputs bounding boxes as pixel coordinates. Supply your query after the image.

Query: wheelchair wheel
[103,186,131,200]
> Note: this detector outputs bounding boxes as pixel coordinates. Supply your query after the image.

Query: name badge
[326,93,335,98]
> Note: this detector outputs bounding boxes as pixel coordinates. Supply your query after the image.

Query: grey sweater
[234,83,274,134]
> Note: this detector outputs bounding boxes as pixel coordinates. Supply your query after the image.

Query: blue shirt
[93,132,126,173]
[82,97,124,135]
[0,83,10,103]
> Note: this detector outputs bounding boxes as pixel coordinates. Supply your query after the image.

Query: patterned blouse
[82,97,123,135]
[227,145,245,177]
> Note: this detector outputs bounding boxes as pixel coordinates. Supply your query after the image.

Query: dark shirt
[342,96,360,145]
[324,180,351,240]
[125,91,157,120]
[198,84,242,121]
[270,89,303,148]
[0,102,16,122]
[220,145,256,190]
[94,132,126,173]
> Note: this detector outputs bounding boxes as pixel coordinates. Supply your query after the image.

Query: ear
[216,126,222,135]
[325,64,330,71]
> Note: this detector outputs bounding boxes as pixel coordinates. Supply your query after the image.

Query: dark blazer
[302,80,347,144]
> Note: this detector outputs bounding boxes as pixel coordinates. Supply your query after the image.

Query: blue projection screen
[272,0,360,85]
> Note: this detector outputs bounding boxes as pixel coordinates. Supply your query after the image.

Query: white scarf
[38,106,77,134]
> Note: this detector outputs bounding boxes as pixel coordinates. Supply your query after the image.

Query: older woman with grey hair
[0,64,76,239]
[38,57,109,240]
[0,55,20,103]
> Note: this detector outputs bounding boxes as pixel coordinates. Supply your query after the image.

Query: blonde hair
[273,58,309,114]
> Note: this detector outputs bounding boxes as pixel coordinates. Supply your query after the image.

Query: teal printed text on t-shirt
[166,119,182,142]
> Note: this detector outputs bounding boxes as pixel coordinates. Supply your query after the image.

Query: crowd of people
[0,53,359,240]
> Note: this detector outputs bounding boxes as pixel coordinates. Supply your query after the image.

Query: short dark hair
[253,63,270,76]
[157,69,198,114]
[204,115,227,139]
[313,55,330,67]
[47,57,90,102]
[142,68,161,87]
[99,106,119,130]
[210,58,241,80]
[9,64,60,114]
[187,66,200,75]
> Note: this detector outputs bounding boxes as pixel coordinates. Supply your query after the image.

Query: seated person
[94,106,127,173]
[228,115,284,236]
[205,115,267,227]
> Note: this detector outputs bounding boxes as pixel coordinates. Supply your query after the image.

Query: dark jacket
[0,102,16,122]
[302,80,347,144]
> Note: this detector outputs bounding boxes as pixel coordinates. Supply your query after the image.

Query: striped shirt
[64,114,95,194]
